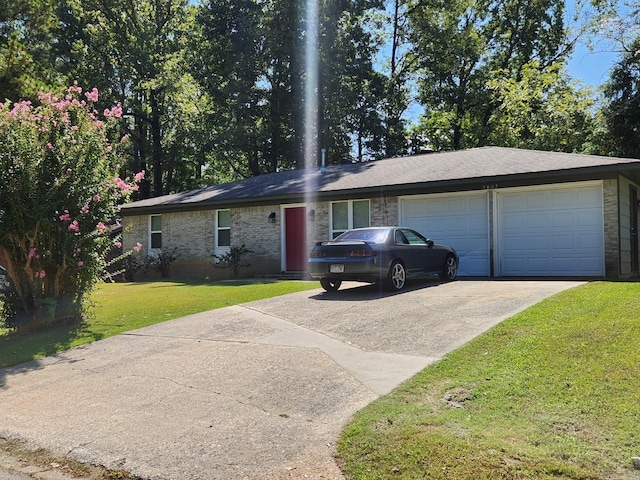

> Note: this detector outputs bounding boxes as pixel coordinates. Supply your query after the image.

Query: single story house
[121,146,640,279]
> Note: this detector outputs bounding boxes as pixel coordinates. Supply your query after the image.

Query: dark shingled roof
[122,147,640,214]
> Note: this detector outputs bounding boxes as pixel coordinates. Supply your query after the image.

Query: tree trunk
[149,88,164,197]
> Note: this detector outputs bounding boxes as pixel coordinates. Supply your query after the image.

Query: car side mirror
[426,239,434,247]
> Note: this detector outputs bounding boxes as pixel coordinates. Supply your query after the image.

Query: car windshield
[334,229,388,243]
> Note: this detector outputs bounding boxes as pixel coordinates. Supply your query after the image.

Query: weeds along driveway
[0,279,581,480]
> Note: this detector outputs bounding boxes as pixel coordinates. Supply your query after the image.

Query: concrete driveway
[0,279,581,479]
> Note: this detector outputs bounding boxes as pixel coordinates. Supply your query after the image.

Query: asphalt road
[0,279,582,479]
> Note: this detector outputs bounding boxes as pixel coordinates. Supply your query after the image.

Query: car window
[400,229,428,245]
[394,230,409,244]
[335,229,387,243]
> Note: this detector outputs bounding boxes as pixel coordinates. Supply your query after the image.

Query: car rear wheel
[386,261,406,291]
[320,278,342,292]
[440,254,458,281]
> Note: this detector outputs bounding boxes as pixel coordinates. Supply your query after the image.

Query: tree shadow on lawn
[0,321,103,389]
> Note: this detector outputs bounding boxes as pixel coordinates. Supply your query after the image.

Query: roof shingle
[122,147,640,213]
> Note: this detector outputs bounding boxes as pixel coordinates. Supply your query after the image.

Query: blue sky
[567,43,618,88]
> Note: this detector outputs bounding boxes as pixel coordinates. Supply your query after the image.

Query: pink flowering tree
[0,83,143,331]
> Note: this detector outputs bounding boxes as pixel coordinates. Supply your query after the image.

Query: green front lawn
[337,281,640,479]
[0,280,318,369]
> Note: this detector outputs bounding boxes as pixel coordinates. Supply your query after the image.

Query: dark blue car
[308,227,458,292]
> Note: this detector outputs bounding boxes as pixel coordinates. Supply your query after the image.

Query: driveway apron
[0,280,581,479]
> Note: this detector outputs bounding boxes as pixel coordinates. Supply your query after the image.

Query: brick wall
[123,207,284,280]
[122,196,402,280]
[231,205,282,275]
[603,178,619,278]
[371,196,398,226]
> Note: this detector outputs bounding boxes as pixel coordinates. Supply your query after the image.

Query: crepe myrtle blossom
[114,170,144,192]
[103,103,123,118]
[0,83,145,331]
[85,87,99,103]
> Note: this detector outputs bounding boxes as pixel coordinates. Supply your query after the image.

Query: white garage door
[400,192,490,276]
[498,183,604,276]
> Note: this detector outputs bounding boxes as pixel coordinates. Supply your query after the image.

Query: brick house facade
[121,147,640,280]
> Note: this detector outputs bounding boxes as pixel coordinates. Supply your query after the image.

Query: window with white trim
[331,200,370,238]
[150,215,162,250]
[215,209,231,258]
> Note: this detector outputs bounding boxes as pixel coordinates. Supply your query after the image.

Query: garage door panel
[551,212,574,227]
[551,191,574,207]
[578,190,601,204]
[577,234,601,248]
[577,210,601,226]
[526,193,548,208]
[503,213,525,229]
[528,214,551,228]
[499,184,604,276]
[401,193,489,276]
[551,235,576,249]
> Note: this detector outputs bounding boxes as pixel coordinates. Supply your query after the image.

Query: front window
[215,209,231,258]
[331,200,370,238]
[150,215,162,250]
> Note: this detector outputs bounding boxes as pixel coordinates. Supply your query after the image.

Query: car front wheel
[440,254,458,281]
[386,261,406,291]
[320,278,342,292]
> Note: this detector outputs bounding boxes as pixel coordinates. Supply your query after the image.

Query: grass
[0,279,318,369]
[336,281,640,480]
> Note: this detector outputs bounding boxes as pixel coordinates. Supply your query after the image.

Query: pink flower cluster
[104,103,123,118]
[114,170,144,192]
[35,270,46,279]
[68,82,83,95]
[85,88,99,103]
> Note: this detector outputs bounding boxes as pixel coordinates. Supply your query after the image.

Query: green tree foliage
[0,0,61,99]
[58,0,201,196]
[376,0,414,157]
[194,0,275,179]
[3,0,622,200]
[586,0,640,158]
[409,0,575,151]
[0,85,142,331]
[602,37,640,158]
[195,0,386,175]
[317,0,385,164]
[486,61,595,152]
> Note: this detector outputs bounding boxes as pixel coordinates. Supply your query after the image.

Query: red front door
[285,207,307,271]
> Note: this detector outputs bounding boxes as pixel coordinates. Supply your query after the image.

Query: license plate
[330,264,344,273]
